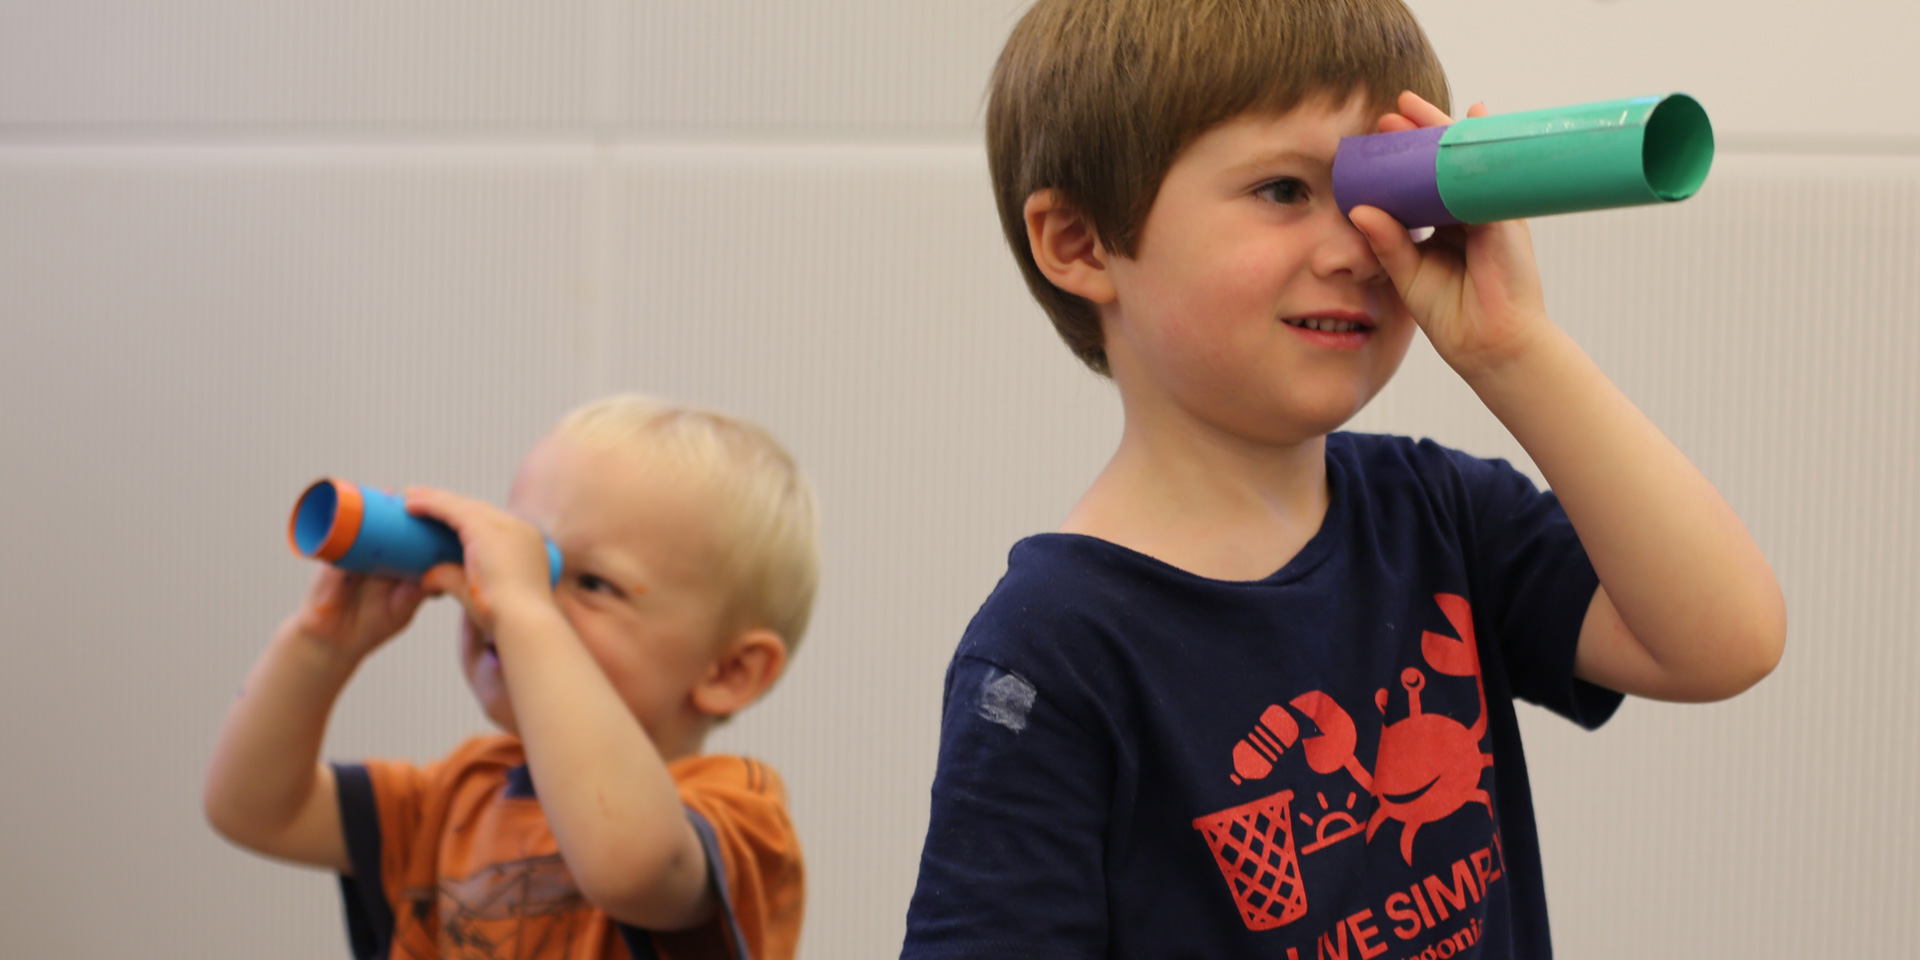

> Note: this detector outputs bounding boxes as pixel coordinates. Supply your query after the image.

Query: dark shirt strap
[331,762,394,960]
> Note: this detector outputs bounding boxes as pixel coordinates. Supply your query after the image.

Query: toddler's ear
[1025,190,1117,305]
[691,629,789,719]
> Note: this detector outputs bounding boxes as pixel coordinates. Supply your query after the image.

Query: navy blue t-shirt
[901,433,1623,960]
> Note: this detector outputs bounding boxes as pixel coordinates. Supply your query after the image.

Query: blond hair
[987,0,1450,374]
[556,394,820,656]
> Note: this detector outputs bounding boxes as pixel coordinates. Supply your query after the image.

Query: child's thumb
[421,563,495,622]
[421,563,465,597]
[1347,205,1419,288]
[387,579,430,622]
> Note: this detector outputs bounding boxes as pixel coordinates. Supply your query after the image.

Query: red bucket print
[1191,789,1308,931]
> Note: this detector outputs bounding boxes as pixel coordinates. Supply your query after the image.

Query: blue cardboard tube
[288,478,563,586]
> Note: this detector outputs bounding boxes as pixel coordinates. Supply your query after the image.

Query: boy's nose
[1311,207,1388,284]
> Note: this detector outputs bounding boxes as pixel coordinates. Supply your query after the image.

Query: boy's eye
[576,573,620,596]
[1255,178,1308,205]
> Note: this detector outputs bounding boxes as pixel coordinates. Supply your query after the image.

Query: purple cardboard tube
[1331,124,1457,229]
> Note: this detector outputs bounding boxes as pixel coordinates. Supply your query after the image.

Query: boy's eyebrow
[1228,150,1332,176]
[567,543,648,585]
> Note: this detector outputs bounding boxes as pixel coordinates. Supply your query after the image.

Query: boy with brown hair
[206,394,817,960]
[901,1,1784,957]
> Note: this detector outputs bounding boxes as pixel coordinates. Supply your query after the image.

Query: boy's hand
[1348,91,1551,381]
[287,565,428,663]
[404,487,556,632]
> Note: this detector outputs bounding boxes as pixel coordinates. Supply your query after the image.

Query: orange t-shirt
[333,735,803,960]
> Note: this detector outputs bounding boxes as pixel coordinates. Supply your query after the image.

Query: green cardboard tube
[1435,93,1713,224]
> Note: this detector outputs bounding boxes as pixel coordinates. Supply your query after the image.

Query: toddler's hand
[1348,91,1551,380]
[404,487,555,633]
[286,565,428,662]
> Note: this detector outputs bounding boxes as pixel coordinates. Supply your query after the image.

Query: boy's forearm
[490,598,713,929]
[203,621,359,871]
[1461,323,1786,700]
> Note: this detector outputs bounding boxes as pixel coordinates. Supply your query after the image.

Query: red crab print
[1364,593,1493,863]
[1223,594,1494,865]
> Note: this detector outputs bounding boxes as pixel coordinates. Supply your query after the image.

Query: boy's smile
[1280,308,1378,349]
[1100,94,1415,448]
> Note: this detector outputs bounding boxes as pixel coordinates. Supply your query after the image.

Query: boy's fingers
[1395,90,1452,127]
[1347,205,1420,286]
[385,580,427,620]
[1376,113,1418,134]
[421,562,465,596]
[420,563,494,622]
[1465,101,1489,119]
[403,486,480,527]
[403,485,446,518]
[311,566,358,614]
[1396,90,1436,112]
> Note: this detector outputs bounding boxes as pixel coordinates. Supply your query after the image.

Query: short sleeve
[649,756,805,960]
[901,653,1116,960]
[1451,448,1625,729]
[332,755,437,960]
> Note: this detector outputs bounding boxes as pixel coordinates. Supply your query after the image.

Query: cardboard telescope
[288,478,563,586]
[1332,93,1713,228]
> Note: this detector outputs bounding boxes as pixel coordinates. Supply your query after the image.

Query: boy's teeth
[1287,317,1364,333]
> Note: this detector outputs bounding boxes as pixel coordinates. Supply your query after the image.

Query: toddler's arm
[404,488,716,932]
[203,568,427,871]
[1350,93,1786,703]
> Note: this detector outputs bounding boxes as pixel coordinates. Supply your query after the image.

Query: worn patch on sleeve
[975,668,1038,733]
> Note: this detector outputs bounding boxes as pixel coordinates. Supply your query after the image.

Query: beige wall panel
[604,144,1121,958]
[613,0,1913,141]
[617,2,1015,135]
[0,2,596,127]
[5,0,1901,141]
[1407,0,1918,143]
[0,147,592,955]
[1353,153,1920,956]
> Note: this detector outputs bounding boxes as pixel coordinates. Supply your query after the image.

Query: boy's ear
[691,628,788,719]
[1025,190,1117,305]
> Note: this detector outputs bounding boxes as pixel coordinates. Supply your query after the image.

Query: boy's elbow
[202,787,278,856]
[1737,579,1786,681]
[572,831,713,930]
[202,779,251,848]
[1737,593,1787,693]
[1696,589,1787,701]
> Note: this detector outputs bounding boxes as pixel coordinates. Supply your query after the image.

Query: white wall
[1,2,1913,957]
